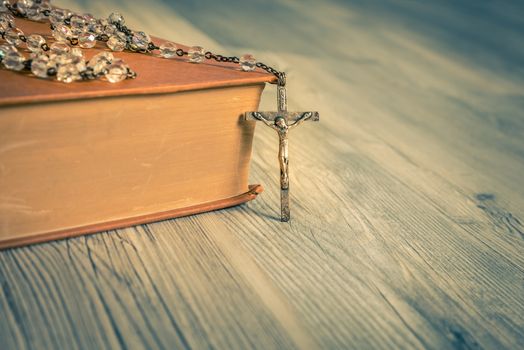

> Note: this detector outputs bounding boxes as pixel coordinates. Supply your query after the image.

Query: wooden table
[1,1,523,348]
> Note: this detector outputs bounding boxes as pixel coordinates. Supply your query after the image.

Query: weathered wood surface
[1,0,524,349]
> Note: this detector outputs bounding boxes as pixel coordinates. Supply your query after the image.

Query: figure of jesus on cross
[244,84,319,222]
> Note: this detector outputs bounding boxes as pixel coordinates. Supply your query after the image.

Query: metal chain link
[202,51,285,85]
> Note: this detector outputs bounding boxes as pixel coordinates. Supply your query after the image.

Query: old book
[0,19,275,249]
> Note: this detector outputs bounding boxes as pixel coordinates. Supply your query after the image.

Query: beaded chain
[0,0,285,85]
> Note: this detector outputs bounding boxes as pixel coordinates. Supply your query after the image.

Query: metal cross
[244,84,319,222]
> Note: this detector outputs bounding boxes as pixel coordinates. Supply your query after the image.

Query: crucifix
[244,80,319,222]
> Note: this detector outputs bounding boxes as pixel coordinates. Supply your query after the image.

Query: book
[0,19,275,249]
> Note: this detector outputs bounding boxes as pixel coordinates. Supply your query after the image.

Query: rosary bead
[103,24,117,35]
[79,32,96,48]
[0,18,10,31]
[107,35,125,51]
[0,13,15,32]
[50,41,70,55]
[131,31,150,51]
[13,0,33,16]
[159,41,177,58]
[90,51,114,63]
[105,61,127,83]
[239,54,256,72]
[0,43,16,61]
[25,5,44,21]
[31,55,51,78]
[33,2,52,21]
[5,28,24,47]
[49,8,66,24]
[49,53,69,65]
[0,0,9,12]
[108,12,124,25]
[2,50,25,71]
[70,47,83,58]
[0,13,15,31]
[26,34,45,52]
[188,46,205,63]
[56,63,81,83]
[87,51,114,75]
[83,14,96,28]
[0,12,14,20]
[70,54,86,72]
[70,14,85,29]
[52,23,72,42]
[88,22,103,35]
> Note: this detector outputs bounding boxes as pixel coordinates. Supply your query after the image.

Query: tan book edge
[0,185,263,250]
[0,20,275,249]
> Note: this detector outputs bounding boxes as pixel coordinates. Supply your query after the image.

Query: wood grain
[1,0,523,349]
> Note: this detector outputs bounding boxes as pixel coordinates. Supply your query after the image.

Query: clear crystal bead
[105,62,127,83]
[0,12,15,25]
[69,53,86,72]
[79,32,96,48]
[107,35,126,51]
[104,24,117,36]
[88,22,103,35]
[131,31,150,51]
[5,28,24,47]
[0,17,10,31]
[116,31,127,40]
[159,41,177,58]
[26,34,45,52]
[3,50,25,71]
[83,14,96,25]
[0,12,15,27]
[49,8,66,24]
[87,51,114,75]
[33,2,51,21]
[70,15,85,29]
[239,54,256,72]
[25,5,41,21]
[52,23,72,42]
[0,0,9,12]
[49,53,69,65]
[70,47,83,58]
[57,63,80,83]
[0,18,9,32]
[71,28,83,37]
[50,41,70,55]
[31,55,50,78]
[90,51,114,64]
[111,57,125,65]
[188,46,205,63]
[108,12,124,25]
[0,44,16,60]
[13,0,33,15]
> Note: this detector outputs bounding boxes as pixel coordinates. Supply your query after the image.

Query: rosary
[0,0,319,222]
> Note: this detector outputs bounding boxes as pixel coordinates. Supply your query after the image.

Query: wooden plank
[1,0,523,349]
